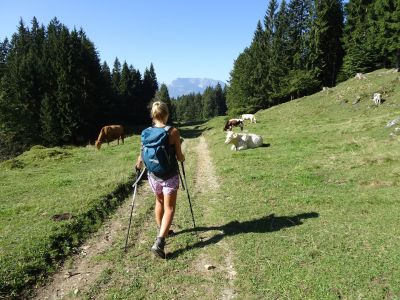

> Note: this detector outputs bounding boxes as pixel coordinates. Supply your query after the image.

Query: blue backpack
[141,126,177,177]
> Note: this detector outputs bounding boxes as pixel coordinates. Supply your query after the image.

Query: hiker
[135,101,185,259]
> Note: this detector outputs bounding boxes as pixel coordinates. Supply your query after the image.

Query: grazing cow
[95,125,125,149]
[241,114,257,123]
[373,93,382,106]
[224,131,263,151]
[223,119,244,131]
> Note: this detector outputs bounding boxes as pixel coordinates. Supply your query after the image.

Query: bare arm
[170,128,185,162]
[135,153,143,170]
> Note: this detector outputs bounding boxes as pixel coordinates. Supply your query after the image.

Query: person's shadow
[168,212,319,259]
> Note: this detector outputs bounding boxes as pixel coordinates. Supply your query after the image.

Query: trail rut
[193,135,236,300]
[33,185,151,300]
[32,133,236,299]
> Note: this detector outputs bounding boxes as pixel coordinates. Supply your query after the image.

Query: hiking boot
[151,237,166,259]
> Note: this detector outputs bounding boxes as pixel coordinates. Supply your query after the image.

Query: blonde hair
[151,101,169,122]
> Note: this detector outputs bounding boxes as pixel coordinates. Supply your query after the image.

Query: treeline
[0,17,158,159]
[171,83,227,123]
[339,0,400,80]
[227,0,399,115]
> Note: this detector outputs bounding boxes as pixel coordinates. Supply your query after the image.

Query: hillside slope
[1,69,399,299]
[0,137,140,297]
[203,69,400,298]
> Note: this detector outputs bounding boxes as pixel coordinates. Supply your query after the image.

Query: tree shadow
[168,212,319,259]
[179,126,209,139]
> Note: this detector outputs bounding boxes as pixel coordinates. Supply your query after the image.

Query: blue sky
[0,1,269,85]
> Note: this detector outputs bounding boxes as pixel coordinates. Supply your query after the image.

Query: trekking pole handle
[132,168,146,189]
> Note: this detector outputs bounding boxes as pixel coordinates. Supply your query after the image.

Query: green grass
[1,69,400,299]
[201,69,400,298]
[0,139,139,298]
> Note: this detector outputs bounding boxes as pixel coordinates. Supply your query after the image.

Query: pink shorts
[148,174,180,195]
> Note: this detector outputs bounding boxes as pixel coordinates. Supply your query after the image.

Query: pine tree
[0,18,45,151]
[142,63,158,123]
[78,29,103,139]
[369,0,400,69]
[338,0,375,81]
[311,0,344,86]
[215,83,227,115]
[194,93,203,120]
[0,37,10,79]
[112,57,122,92]
[129,66,142,122]
[287,0,313,69]
[269,0,291,102]
[40,93,60,144]
[110,57,123,120]
[99,61,114,122]
[153,83,173,123]
[53,25,83,142]
[143,63,158,101]
[0,17,160,156]
[226,49,256,115]
[119,61,133,120]
[202,86,218,119]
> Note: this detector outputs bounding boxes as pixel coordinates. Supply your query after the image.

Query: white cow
[224,131,263,151]
[355,73,366,80]
[241,114,257,123]
[373,93,382,106]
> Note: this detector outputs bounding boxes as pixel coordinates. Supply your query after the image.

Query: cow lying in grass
[241,114,257,123]
[224,131,263,151]
[95,125,125,149]
[223,119,244,131]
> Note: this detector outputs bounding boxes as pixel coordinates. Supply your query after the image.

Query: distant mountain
[167,78,226,98]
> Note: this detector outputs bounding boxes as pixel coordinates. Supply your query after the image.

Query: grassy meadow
[1,69,400,299]
[202,69,400,298]
[0,138,139,297]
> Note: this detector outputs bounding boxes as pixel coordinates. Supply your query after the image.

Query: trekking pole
[180,162,197,231]
[124,167,147,252]
[178,170,185,191]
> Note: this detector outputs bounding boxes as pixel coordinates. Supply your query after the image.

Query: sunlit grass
[1,69,399,298]
[202,69,400,298]
[0,137,139,297]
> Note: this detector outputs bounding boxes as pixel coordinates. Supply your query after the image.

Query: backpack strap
[164,125,171,132]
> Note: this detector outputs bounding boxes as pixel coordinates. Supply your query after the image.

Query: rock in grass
[51,212,73,221]
[386,117,400,128]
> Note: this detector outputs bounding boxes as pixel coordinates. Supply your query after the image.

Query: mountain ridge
[167,78,226,98]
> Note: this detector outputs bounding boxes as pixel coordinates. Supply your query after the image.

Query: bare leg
[155,193,164,228]
[158,191,177,238]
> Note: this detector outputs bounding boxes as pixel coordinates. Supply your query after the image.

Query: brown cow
[223,119,244,131]
[95,125,125,149]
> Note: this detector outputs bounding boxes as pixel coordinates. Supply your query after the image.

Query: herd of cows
[94,113,263,152]
[223,114,263,151]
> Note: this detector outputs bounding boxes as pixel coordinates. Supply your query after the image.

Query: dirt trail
[33,184,151,300]
[33,133,236,299]
[193,135,220,192]
[193,135,237,300]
